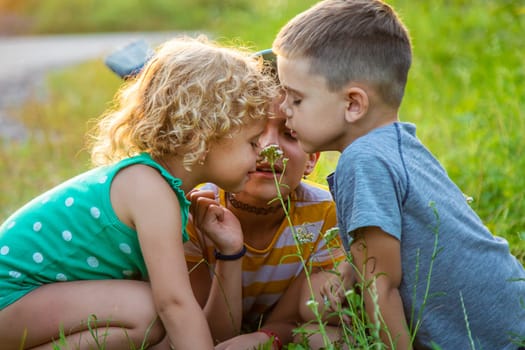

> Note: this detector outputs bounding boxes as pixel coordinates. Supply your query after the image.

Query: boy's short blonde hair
[273,0,411,108]
[89,36,278,169]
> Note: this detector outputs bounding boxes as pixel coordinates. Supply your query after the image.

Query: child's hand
[320,262,355,320]
[320,273,347,314]
[188,190,244,254]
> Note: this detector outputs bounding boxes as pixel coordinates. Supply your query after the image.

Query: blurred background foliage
[0,0,524,259]
[0,0,309,48]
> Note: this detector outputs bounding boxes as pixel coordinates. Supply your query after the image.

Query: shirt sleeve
[335,147,405,242]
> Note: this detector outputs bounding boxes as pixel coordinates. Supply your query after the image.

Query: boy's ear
[304,152,320,176]
[344,86,369,123]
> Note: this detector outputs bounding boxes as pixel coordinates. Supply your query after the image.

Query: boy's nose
[279,99,292,118]
[285,118,292,130]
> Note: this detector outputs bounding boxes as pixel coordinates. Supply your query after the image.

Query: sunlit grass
[395,0,525,258]
[0,1,524,347]
[1,0,523,271]
[2,0,523,260]
[0,60,119,219]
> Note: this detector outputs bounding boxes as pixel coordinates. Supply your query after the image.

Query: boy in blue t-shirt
[272,0,525,349]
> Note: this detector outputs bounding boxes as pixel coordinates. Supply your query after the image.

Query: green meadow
[2,0,523,259]
[1,1,524,348]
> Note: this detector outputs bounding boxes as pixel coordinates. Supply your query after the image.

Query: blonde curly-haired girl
[0,36,278,350]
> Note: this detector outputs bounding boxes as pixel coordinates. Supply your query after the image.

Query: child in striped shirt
[185,50,346,349]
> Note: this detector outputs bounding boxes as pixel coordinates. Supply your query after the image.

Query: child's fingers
[196,204,224,242]
[319,278,334,296]
[326,293,340,313]
[190,196,219,224]
[335,284,346,300]
[187,189,215,204]
[321,280,348,313]
[204,204,225,224]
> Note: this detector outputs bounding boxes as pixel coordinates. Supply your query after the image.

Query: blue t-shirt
[328,122,525,349]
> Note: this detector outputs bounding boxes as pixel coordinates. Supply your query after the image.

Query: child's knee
[125,282,166,344]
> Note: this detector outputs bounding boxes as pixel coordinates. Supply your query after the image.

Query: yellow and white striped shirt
[184,181,345,329]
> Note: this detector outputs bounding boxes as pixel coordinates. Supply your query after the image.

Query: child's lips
[252,170,280,181]
[255,169,282,177]
[256,162,283,174]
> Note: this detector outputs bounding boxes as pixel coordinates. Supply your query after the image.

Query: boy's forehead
[277,56,311,89]
[277,56,307,83]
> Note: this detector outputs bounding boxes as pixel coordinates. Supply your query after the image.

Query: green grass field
[1,1,524,348]
[1,0,524,259]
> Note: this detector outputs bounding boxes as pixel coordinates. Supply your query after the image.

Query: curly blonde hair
[89,36,278,169]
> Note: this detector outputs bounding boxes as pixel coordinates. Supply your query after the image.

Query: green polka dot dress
[0,153,190,310]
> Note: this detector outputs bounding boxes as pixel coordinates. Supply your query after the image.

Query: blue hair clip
[104,39,154,79]
[253,48,275,63]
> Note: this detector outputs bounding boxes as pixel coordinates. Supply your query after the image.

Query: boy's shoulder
[342,123,400,160]
[336,123,419,182]
[344,122,416,157]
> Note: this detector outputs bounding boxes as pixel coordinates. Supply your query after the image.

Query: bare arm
[188,257,244,342]
[116,166,214,349]
[350,226,411,350]
[214,271,306,350]
[263,271,307,342]
[188,190,245,341]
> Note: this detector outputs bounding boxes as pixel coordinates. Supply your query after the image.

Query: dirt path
[0,32,179,142]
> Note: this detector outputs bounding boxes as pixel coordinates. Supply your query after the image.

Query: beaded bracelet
[259,329,283,350]
[213,245,247,261]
